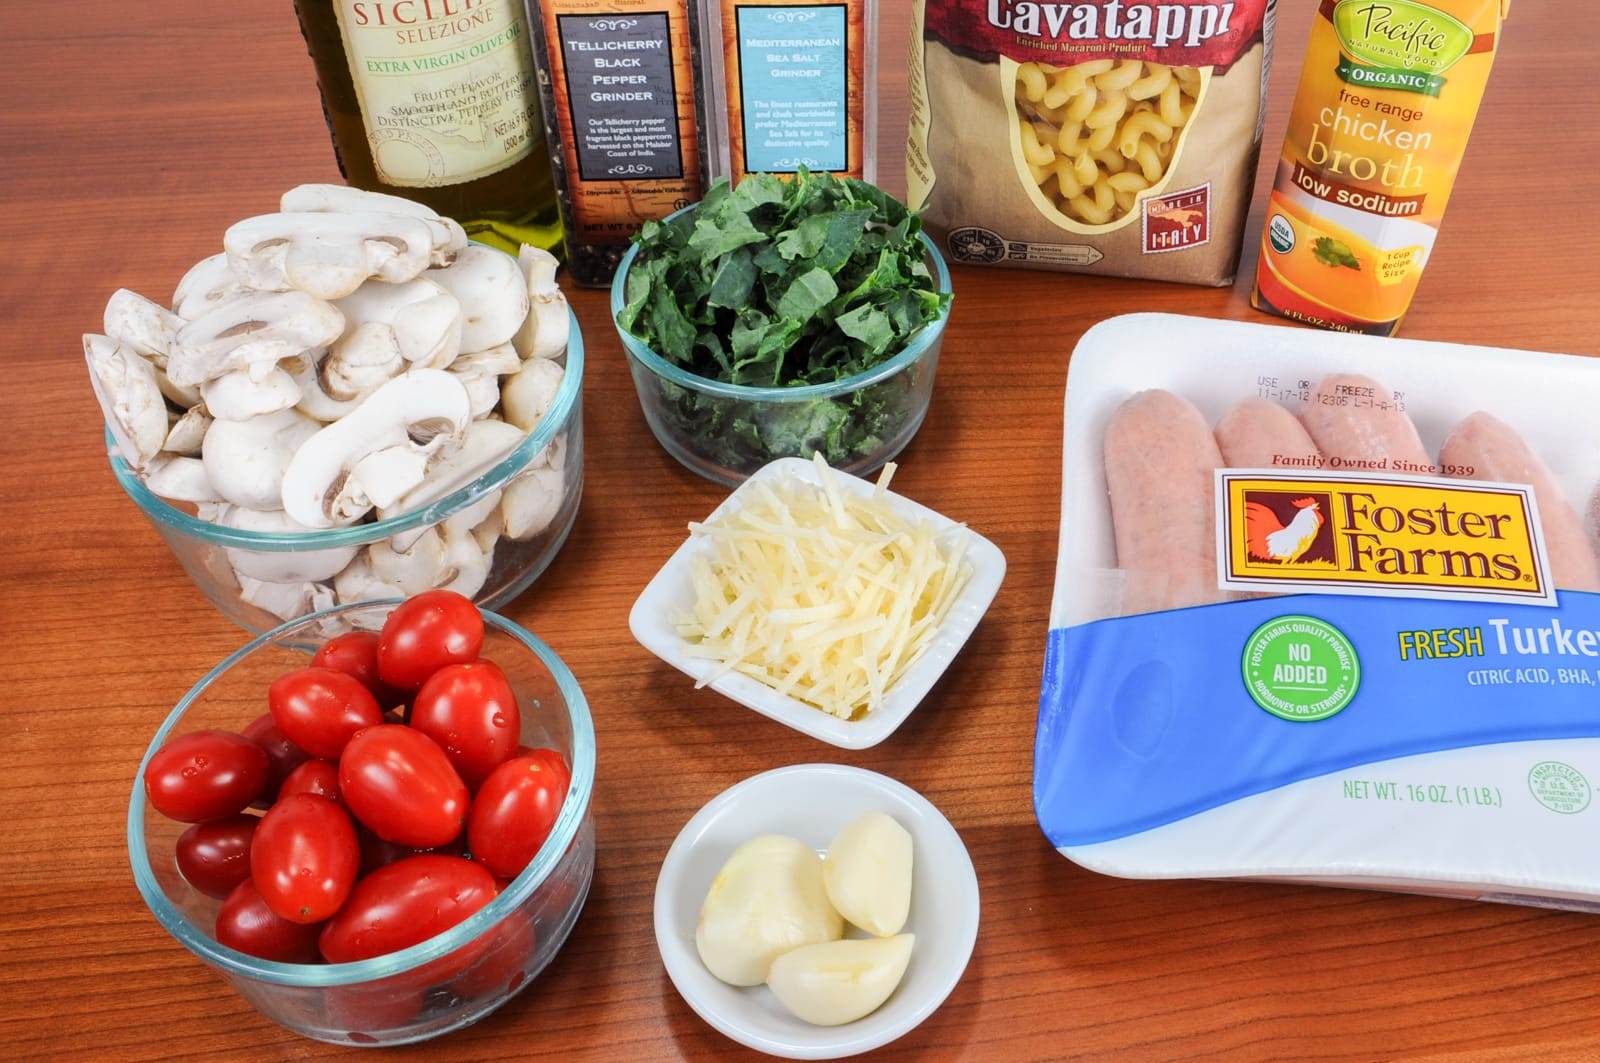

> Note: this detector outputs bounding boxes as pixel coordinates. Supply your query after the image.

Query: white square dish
[628,458,1006,749]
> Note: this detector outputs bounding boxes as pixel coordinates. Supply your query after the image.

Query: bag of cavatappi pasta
[907,0,1275,285]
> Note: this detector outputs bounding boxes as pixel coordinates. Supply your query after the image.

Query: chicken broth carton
[1251,0,1511,334]
[1035,314,1600,909]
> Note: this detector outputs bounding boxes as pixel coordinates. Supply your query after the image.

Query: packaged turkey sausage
[1036,313,1600,909]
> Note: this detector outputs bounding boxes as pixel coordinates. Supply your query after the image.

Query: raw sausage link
[1216,398,1322,469]
[1302,374,1430,470]
[1104,390,1225,614]
[1440,411,1600,592]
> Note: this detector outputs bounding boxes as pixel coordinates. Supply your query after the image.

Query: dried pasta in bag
[907,0,1275,285]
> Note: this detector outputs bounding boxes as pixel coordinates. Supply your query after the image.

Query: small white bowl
[628,457,1006,749]
[653,764,980,1059]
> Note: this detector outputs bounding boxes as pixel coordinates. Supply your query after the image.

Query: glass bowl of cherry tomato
[127,592,596,1046]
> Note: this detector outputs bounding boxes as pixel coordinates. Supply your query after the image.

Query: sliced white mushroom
[347,444,432,510]
[279,369,471,528]
[203,406,320,510]
[106,285,204,407]
[381,419,523,551]
[163,404,213,455]
[538,432,568,473]
[446,490,502,543]
[239,575,336,623]
[220,506,359,583]
[452,343,523,379]
[471,507,504,556]
[167,290,344,387]
[449,342,521,416]
[459,373,501,419]
[334,278,463,370]
[333,554,403,627]
[426,246,529,352]
[225,211,438,299]
[324,322,408,400]
[280,184,468,267]
[368,527,451,596]
[439,519,491,599]
[502,357,565,432]
[104,289,182,366]
[512,246,571,360]
[157,371,203,409]
[143,454,224,504]
[85,334,168,470]
[286,350,362,422]
[173,253,250,321]
[195,501,232,524]
[202,366,302,421]
[502,465,565,541]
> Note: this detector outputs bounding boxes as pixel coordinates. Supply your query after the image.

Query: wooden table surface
[4,1,1598,1059]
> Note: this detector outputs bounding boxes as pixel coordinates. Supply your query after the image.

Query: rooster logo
[1245,496,1325,563]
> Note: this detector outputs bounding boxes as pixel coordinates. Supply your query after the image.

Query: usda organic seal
[1267,213,1295,254]
[1241,615,1360,722]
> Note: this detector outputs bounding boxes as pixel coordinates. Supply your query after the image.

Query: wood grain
[2,1,1598,1060]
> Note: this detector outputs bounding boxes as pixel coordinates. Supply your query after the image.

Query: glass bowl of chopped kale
[610,170,953,486]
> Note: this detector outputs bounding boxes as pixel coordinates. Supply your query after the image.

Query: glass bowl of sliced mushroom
[87,185,583,633]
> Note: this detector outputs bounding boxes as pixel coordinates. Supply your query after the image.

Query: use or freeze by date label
[1249,376,1474,476]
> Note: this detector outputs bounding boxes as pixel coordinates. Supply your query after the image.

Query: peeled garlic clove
[823,813,913,937]
[766,934,915,1026]
[695,835,843,987]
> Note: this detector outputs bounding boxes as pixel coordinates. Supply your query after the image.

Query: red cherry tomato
[279,759,341,806]
[215,879,322,963]
[377,590,484,691]
[453,911,537,999]
[358,828,466,875]
[144,730,270,823]
[175,814,258,899]
[313,631,406,709]
[340,725,468,848]
[243,713,310,805]
[324,984,425,1040]
[466,752,570,880]
[251,793,359,924]
[517,746,569,777]
[268,667,382,759]
[319,855,498,965]
[410,660,520,789]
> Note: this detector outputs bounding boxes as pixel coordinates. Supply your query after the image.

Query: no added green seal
[1241,615,1361,722]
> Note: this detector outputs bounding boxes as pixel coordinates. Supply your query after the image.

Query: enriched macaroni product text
[1252,0,1510,334]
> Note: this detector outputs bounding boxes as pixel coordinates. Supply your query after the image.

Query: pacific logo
[1216,471,1556,607]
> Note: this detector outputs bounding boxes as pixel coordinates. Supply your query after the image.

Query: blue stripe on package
[1035,592,1600,848]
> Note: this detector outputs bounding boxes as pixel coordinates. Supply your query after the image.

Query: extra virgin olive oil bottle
[293,0,563,254]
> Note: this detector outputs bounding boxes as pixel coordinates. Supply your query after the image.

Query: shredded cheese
[674,455,974,720]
